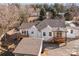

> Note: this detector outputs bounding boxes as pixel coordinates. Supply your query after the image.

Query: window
[43,32,46,36]
[31,31,34,34]
[27,31,29,36]
[71,30,73,34]
[22,31,26,34]
[49,32,52,36]
[56,31,62,37]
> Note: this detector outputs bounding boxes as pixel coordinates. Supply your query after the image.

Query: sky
[0,0,79,3]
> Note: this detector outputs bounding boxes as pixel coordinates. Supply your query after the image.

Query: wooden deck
[53,37,65,44]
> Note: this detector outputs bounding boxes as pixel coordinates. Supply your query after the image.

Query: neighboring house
[13,37,43,56]
[26,5,40,22]
[66,27,78,38]
[72,12,79,21]
[1,29,20,46]
[65,21,79,38]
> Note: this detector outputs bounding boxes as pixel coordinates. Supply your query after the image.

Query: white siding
[28,26,41,38]
[19,29,23,34]
[57,28,66,37]
[76,30,79,37]
[62,32,65,37]
[41,25,53,41]
[67,28,77,38]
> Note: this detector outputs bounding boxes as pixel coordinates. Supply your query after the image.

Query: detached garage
[13,37,43,56]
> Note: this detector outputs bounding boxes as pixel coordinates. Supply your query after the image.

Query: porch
[51,28,67,44]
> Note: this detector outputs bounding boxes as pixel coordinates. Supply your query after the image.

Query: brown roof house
[0,28,21,50]
[26,5,40,22]
[13,37,43,56]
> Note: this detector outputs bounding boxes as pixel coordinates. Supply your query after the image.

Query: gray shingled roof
[19,19,65,30]
[66,27,79,30]
[19,21,40,29]
[13,38,43,56]
[36,19,65,30]
[72,22,79,26]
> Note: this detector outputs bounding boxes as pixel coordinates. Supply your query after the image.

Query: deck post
[53,31,56,42]
[65,31,67,45]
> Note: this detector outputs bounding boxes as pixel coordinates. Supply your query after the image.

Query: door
[27,31,29,37]
[56,31,62,38]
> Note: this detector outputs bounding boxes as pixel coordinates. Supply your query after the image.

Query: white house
[19,18,79,42]
[19,19,68,41]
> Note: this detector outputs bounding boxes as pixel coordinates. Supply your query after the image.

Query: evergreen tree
[39,8,46,21]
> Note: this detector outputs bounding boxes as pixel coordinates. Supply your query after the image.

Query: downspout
[38,38,43,56]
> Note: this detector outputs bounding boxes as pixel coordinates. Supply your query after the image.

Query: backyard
[41,38,79,56]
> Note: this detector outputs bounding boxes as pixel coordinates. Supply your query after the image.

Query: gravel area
[42,39,79,56]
